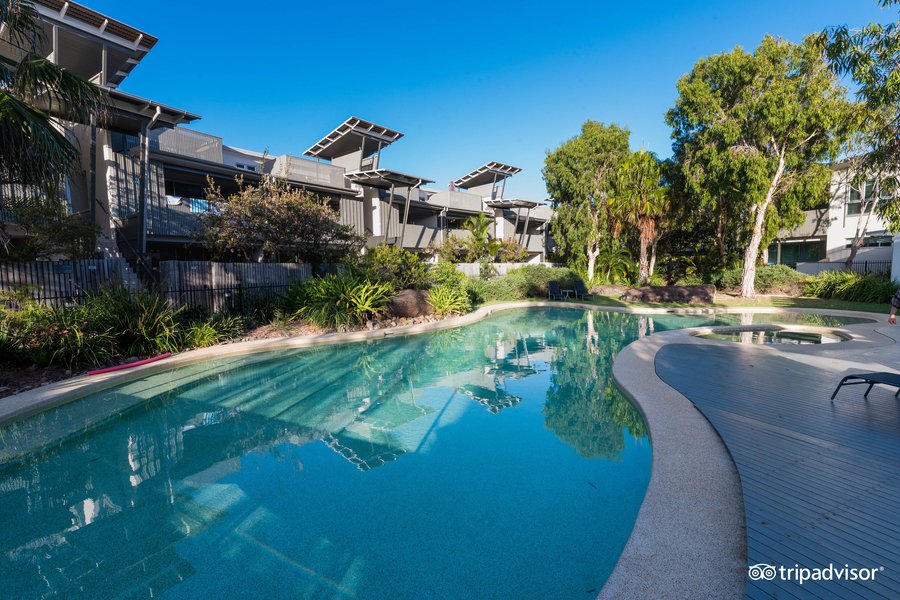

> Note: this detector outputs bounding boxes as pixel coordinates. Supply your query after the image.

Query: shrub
[804,270,898,303]
[0,302,114,369]
[674,273,704,286]
[713,265,807,294]
[181,313,245,349]
[507,265,577,297]
[427,285,471,316]
[431,235,470,263]
[428,261,467,291]
[357,245,429,290]
[476,275,528,302]
[280,274,392,328]
[87,286,180,356]
[496,238,529,263]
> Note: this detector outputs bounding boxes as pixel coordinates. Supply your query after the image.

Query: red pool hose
[87,353,173,376]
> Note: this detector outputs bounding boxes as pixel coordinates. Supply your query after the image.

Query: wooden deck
[656,342,900,599]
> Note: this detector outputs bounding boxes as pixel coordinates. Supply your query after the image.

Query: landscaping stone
[389,289,434,317]
[591,284,629,296]
[620,284,716,304]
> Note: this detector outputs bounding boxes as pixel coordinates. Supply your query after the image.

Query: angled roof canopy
[304,117,404,160]
[453,161,521,189]
[344,169,432,190]
[485,199,538,209]
[106,89,200,130]
[33,1,157,87]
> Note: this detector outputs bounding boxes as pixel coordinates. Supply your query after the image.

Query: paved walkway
[655,324,900,599]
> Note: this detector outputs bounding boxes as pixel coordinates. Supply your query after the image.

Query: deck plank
[656,343,900,599]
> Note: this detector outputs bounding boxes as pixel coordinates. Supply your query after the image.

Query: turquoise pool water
[0,308,861,598]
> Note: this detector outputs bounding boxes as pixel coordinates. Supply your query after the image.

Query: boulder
[590,284,628,296]
[389,289,434,317]
[620,284,716,304]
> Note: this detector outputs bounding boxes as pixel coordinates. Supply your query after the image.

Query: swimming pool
[0,308,861,598]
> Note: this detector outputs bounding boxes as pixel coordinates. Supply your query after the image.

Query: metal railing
[271,155,349,189]
[149,127,224,163]
[795,260,893,276]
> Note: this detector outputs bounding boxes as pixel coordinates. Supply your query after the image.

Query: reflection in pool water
[0,308,856,598]
[698,329,848,345]
[0,308,697,599]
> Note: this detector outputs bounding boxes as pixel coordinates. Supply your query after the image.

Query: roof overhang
[105,88,200,132]
[33,1,157,86]
[453,161,521,189]
[345,169,432,190]
[304,117,404,160]
[485,199,538,209]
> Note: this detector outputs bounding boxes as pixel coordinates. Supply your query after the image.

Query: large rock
[620,284,716,304]
[389,289,434,317]
[591,284,628,296]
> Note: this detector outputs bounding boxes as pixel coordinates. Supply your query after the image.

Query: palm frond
[0,0,44,55]
[0,90,78,186]
[12,55,105,123]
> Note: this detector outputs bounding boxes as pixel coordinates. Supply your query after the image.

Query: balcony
[427,191,486,214]
[149,128,224,163]
[271,155,349,190]
[400,224,441,250]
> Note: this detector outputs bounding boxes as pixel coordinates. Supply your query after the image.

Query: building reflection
[0,308,652,597]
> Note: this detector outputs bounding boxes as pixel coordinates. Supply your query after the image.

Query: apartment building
[0,1,553,268]
[770,158,898,271]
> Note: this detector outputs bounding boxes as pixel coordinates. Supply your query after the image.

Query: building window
[845,235,892,248]
[846,179,896,215]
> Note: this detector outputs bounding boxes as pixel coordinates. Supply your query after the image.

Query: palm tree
[462,212,502,262]
[609,150,668,285]
[1,0,104,189]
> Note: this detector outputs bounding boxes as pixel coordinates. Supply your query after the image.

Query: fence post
[238,282,244,316]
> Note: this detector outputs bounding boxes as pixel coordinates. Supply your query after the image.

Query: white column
[891,235,900,282]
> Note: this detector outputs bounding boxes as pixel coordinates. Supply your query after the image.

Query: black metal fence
[797,260,893,277]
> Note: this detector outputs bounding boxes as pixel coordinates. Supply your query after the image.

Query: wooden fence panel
[0,258,135,307]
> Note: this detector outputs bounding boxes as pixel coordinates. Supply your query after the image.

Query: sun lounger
[548,281,563,300]
[573,280,592,300]
[830,372,900,400]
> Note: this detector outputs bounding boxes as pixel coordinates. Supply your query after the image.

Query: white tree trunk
[846,199,879,269]
[649,238,659,283]
[638,236,650,285]
[587,243,600,282]
[741,150,786,298]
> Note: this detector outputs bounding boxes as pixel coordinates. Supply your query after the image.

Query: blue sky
[89,0,893,199]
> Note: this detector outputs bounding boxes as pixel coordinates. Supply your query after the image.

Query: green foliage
[609,150,668,285]
[804,270,898,303]
[180,313,245,349]
[667,35,853,297]
[821,2,899,173]
[714,265,808,294]
[431,234,469,263]
[280,274,392,328]
[0,196,100,261]
[496,238,529,263]
[675,274,705,286]
[426,285,471,316]
[594,245,632,285]
[202,176,364,264]
[0,301,114,369]
[86,286,180,356]
[464,266,580,304]
[463,212,502,262]
[428,261,467,291]
[544,121,631,280]
[356,245,429,290]
[0,0,104,190]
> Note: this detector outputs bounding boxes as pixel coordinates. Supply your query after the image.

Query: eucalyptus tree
[667,35,852,297]
[543,121,631,281]
[821,0,899,172]
[0,0,104,188]
[609,150,668,285]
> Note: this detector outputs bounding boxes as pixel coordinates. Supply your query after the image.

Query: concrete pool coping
[0,301,889,599]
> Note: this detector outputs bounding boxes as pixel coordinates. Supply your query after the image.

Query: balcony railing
[271,155,349,190]
[427,191,485,214]
[400,224,441,249]
[149,128,224,164]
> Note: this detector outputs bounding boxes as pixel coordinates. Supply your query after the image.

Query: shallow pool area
[698,328,849,345]
[0,308,701,599]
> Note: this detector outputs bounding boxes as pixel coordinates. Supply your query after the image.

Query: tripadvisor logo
[748,563,884,585]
